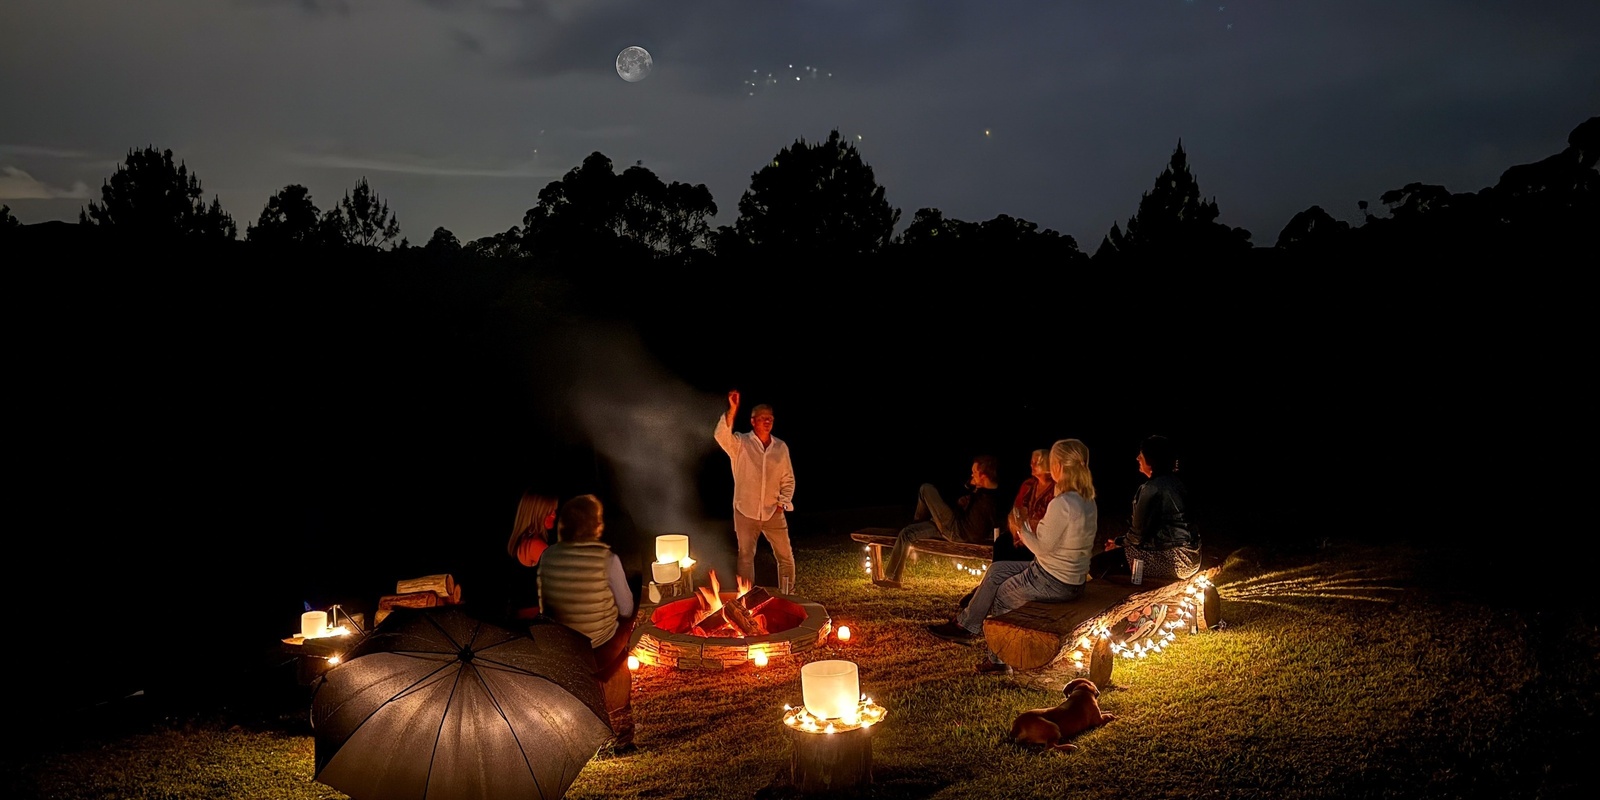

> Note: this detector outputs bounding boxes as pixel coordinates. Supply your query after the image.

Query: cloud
[285,151,561,179]
[0,145,96,159]
[0,166,91,200]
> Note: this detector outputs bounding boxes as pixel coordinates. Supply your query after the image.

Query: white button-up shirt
[714,414,796,521]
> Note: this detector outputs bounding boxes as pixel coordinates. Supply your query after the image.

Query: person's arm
[1019,495,1065,553]
[606,554,635,619]
[714,391,740,457]
[777,444,795,511]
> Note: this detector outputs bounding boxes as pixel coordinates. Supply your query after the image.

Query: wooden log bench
[850,528,994,583]
[984,566,1223,683]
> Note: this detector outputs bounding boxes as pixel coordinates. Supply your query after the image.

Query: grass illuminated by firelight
[5,539,1593,800]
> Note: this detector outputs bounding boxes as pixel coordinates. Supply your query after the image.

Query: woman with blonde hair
[501,490,560,621]
[507,490,559,567]
[928,439,1098,675]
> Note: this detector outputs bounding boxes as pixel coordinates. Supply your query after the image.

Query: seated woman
[1092,435,1199,582]
[538,494,639,746]
[503,489,558,621]
[928,439,1098,676]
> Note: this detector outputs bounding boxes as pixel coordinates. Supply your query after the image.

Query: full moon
[616,46,652,83]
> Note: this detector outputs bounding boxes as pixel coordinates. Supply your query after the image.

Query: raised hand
[728,389,740,410]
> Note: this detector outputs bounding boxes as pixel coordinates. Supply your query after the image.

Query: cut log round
[379,591,443,611]
[395,574,455,598]
[787,724,874,793]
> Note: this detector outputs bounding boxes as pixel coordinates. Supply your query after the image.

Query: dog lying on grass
[1010,678,1116,752]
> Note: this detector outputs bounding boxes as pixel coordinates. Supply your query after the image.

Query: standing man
[714,389,797,593]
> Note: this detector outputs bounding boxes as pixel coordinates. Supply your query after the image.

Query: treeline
[5,115,1593,275]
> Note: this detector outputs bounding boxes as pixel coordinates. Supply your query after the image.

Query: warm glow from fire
[837,626,851,642]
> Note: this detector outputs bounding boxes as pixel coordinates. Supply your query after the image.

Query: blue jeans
[969,562,1084,665]
[955,560,1031,634]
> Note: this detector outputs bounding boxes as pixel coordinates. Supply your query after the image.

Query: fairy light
[783,695,887,733]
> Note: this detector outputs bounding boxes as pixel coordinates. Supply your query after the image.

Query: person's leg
[734,512,763,588]
[762,510,796,593]
[917,483,961,541]
[954,560,1030,634]
[881,520,941,584]
[978,563,1085,670]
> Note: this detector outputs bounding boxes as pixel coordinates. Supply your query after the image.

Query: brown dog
[1009,678,1116,752]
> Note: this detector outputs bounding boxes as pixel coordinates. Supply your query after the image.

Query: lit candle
[752,649,768,667]
[837,626,851,642]
[655,534,690,564]
[301,610,328,638]
[627,655,640,671]
[801,660,859,720]
[651,560,682,584]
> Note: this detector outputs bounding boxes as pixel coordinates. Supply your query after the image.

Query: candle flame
[627,655,640,671]
[838,626,851,641]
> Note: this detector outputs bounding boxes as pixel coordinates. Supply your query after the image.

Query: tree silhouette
[1095,140,1250,262]
[0,204,19,232]
[1275,205,1351,252]
[322,177,401,249]
[521,153,717,262]
[895,208,1086,264]
[246,184,333,248]
[79,146,236,241]
[727,129,900,258]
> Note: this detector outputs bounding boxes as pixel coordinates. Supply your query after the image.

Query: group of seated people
[882,434,1197,676]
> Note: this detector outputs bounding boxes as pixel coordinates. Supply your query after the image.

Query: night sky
[4,0,1597,247]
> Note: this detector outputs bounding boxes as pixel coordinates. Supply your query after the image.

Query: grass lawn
[6,538,1594,799]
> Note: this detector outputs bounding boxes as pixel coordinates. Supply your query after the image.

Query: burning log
[724,595,769,636]
[692,606,734,637]
[738,586,774,611]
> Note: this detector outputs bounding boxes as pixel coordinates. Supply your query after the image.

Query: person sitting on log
[538,493,639,748]
[874,454,1008,588]
[1091,435,1199,583]
[927,439,1097,676]
[956,448,1051,609]
[502,489,559,621]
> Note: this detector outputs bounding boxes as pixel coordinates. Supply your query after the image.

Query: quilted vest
[537,540,619,647]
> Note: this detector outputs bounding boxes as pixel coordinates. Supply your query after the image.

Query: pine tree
[1096,141,1250,261]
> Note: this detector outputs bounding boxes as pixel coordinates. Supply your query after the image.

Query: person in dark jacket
[875,455,1007,588]
[1092,435,1199,581]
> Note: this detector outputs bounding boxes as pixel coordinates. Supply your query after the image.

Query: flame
[736,574,753,597]
[697,570,724,614]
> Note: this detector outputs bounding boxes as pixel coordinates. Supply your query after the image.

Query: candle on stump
[655,534,690,564]
[801,660,859,721]
[301,610,328,638]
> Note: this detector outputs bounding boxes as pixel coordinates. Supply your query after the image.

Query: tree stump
[787,725,873,793]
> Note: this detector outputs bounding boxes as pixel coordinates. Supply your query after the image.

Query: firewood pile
[375,573,462,625]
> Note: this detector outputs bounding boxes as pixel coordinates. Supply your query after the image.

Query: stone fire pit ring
[629,591,832,670]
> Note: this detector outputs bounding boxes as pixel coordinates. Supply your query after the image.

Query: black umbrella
[312,605,613,800]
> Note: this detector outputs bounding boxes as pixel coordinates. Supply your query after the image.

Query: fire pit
[631,571,831,670]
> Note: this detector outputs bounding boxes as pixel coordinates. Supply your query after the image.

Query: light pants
[883,483,962,582]
[735,510,795,594]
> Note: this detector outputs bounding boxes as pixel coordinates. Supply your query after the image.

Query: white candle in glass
[651,560,682,584]
[801,660,859,720]
[301,610,327,638]
[655,534,690,563]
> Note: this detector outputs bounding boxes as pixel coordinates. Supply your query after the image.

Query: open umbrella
[311,605,613,800]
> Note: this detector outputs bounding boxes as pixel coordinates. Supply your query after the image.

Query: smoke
[556,321,737,574]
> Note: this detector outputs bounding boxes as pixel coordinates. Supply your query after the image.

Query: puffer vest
[537,540,619,647]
